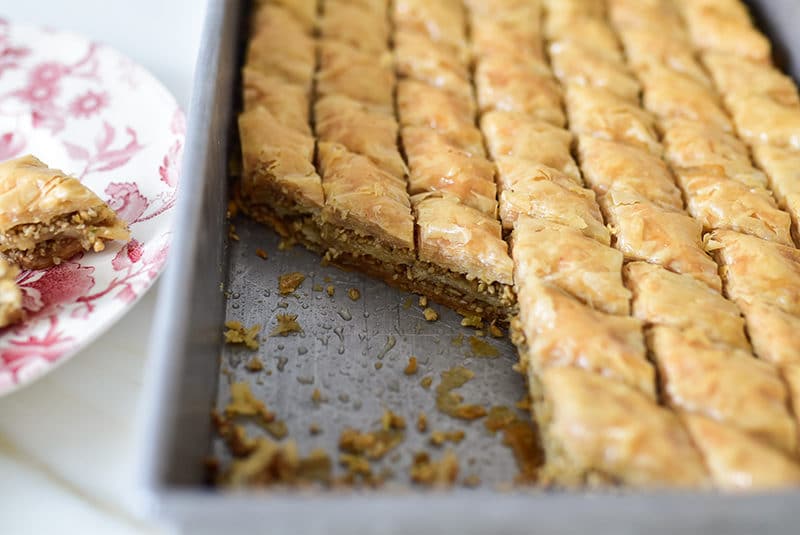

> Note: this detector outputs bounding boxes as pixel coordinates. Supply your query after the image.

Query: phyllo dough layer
[577,136,683,212]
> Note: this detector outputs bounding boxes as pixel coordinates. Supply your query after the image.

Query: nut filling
[1,206,125,269]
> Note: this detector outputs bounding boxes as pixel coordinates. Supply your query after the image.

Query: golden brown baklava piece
[549,17,623,62]
[638,65,733,133]
[549,40,640,102]
[0,155,130,270]
[708,229,800,316]
[246,5,316,88]
[543,0,607,42]
[752,145,800,242]
[393,0,468,58]
[675,170,793,246]
[481,111,580,181]
[0,259,23,328]
[317,142,414,259]
[677,0,752,23]
[577,136,684,212]
[392,0,516,315]
[518,282,651,398]
[676,0,771,62]
[607,0,685,35]
[625,262,749,350]
[565,86,662,156]
[239,108,323,217]
[413,195,513,288]
[683,413,800,492]
[317,40,394,111]
[649,326,798,454]
[703,52,800,107]
[539,367,709,488]
[315,95,406,178]
[727,95,800,151]
[739,300,800,368]
[253,0,317,32]
[601,189,721,291]
[242,68,310,135]
[403,127,496,216]
[513,217,629,316]
[661,119,768,190]
[474,54,565,127]
[470,3,562,126]
[468,1,544,63]
[394,31,473,100]
[238,2,321,229]
[319,0,389,56]
[312,0,416,267]
[396,81,483,155]
[616,28,710,86]
[495,159,609,244]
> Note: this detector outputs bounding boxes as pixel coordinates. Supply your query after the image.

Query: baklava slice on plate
[0,155,130,269]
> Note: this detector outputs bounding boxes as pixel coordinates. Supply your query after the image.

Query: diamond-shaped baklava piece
[649,326,798,454]
[538,367,709,488]
[513,217,629,315]
[625,262,749,350]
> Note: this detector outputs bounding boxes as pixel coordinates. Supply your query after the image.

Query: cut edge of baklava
[0,155,131,270]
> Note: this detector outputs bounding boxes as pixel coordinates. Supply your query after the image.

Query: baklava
[236,0,800,490]
[0,155,130,270]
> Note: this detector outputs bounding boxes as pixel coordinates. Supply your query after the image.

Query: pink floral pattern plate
[0,19,183,395]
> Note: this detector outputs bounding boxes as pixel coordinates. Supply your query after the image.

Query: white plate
[0,19,183,395]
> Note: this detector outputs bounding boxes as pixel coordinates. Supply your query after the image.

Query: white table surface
[0,2,207,533]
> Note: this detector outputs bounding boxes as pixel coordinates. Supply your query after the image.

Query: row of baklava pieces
[675,0,800,221]
[505,0,800,489]
[615,0,800,486]
[668,0,800,368]
[241,0,518,289]
[465,1,698,489]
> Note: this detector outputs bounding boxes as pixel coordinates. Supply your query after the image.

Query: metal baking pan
[137,1,800,533]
